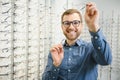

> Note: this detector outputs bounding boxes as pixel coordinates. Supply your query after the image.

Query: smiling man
[42,2,112,80]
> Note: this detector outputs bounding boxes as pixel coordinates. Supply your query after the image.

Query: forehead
[63,13,81,21]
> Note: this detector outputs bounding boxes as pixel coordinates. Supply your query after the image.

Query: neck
[66,39,77,46]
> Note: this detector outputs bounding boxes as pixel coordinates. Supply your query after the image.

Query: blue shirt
[42,29,112,80]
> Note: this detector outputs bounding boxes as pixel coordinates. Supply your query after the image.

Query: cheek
[78,25,83,31]
[62,28,67,34]
[61,26,65,31]
[77,27,83,34]
[77,27,82,31]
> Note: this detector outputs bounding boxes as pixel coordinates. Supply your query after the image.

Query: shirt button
[69,48,72,51]
[68,69,71,72]
[68,58,71,61]
[98,47,101,50]
[54,69,56,71]
[95,36,98,39]
[53,76,55,78]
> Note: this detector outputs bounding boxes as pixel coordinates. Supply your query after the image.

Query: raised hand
[84,2,100,32]
[50,44,64,67]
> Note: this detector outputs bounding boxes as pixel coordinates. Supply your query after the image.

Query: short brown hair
[61,9,82,23]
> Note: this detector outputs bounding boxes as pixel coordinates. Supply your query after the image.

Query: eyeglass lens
[62,20,80,27]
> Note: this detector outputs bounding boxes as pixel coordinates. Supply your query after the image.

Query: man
[42,2,112,80]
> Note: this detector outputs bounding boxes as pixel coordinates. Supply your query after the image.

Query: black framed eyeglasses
[62,20,81,28]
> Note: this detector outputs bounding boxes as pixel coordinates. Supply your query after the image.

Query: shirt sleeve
[42,53,60,80]
[89,29,112,65]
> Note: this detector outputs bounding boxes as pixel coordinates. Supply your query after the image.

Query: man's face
[62,13,83,41]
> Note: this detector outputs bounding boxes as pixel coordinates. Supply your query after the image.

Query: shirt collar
[62,39,83,47]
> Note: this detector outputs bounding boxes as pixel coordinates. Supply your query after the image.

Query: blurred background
[0,0,120,80]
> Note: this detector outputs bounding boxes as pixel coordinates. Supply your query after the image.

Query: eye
[63,21,70,25]
[65,22,70,25]
[72,20,80,27]
[73,21,80,25]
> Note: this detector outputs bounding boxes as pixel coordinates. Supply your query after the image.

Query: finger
[86,2,96,6]
[54,46,60,53]
[86,2,93,14]
[56,44,63,53]
[89,6,96,16]
[86,2,96,9]
[51,45,59,52]
[90,6,98,16]
[85,4,90,13]
[50,47,57,53]
[86,3,97,16]
[51,44,63,54]
[58,44,64,53]
[93,7,98,16]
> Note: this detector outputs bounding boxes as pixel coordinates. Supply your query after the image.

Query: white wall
[0,0,120,80]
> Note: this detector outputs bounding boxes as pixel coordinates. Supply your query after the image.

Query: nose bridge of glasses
[69,21,74,27]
